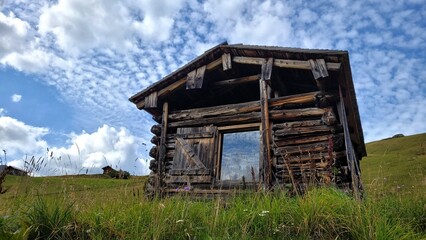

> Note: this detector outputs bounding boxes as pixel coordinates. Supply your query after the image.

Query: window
[220,130,260,181]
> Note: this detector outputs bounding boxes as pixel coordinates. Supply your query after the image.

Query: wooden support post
[158,102,169,192]
[337,86,361,200]
[260,59,273,189]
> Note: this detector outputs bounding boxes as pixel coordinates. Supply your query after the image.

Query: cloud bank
[0,116,149,176]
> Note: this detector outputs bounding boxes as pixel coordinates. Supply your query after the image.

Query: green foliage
[107,170,130,179]
[0,133,425,239]
[23,197,88,240]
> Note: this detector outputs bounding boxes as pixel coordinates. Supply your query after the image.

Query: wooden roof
[129,43,366,157]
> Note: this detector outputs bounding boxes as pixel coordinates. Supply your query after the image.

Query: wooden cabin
[102,165,114,175]
[129,43,366,197]
[0,165,28,176]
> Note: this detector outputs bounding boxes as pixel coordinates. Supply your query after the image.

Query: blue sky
[0,0,425,176]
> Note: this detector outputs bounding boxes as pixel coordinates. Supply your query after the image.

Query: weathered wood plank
[165,175,212,183]
[174,137,207,170]
[213,74,261,86]
[194,65,206,88]
[169,169,210,175]
[234,56,341,70]
[309,59,329,79]
[274,141,330,155]
[260,78,272,188]
[274,133,344,147]
[168,112,260,128]
[144,91,158,108]
[161,91,319,122]
[137,58,222,109]
[186,69,197,89]
[273,120,323,130]
[167,107,328,128]
[270,108,327,120]
[275,151,346,164]
[233,56,266,65]
[222,53,232,71]
[158,102,169,188]
[262,58,274,81]
[274,124,341,137]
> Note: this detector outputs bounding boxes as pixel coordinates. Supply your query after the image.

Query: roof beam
[213,74,261,87]
[233,56,341,71]
[136,57,223,109]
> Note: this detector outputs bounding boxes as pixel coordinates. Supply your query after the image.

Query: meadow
[0,133,425,239]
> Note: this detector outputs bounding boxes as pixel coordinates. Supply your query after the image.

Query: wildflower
[259,210,269,216]
[184,186,191,191]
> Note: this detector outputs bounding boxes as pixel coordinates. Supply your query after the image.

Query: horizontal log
[168,112,260,128]
[158,91,319,122]
[274,141,330,155]
[270,108,327,120]
[275,151,347,164]
[213,74,261,86]
[151,124,161,136]
[149,146,158,158]
[273,120,323,130]
[167,107,328,128]
[315,92,339,108]
[233,56,341,71]
[274,133,344,147]
[169,169,210,175]
[151,135,160,145]
[149,159,157,171]
[165,175,211,183]
[274,124,342,137]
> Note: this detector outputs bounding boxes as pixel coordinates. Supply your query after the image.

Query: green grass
[0,133,425,239]
[361,133,426,197]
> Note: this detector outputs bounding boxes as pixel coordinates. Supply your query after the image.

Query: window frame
[215,123,261,182]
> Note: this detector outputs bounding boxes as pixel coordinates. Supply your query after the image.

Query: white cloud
[47,124,149,175]
[0,116,48,156]
[0,11,30,58]
[38,0,184,55]
[11,94,22,102]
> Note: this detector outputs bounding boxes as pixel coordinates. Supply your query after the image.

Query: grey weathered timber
[213,74,260,87]
[161,91,319,122]
[144,91,158,108]
[158,102,169,189]
[309,59,329,80]
[233,56,341,71]
[129,43,365,197]
[222,53,232,71]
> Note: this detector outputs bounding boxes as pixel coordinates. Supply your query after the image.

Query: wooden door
[167,126,217,183]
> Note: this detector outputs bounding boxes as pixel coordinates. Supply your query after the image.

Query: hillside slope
[361,133,426,196]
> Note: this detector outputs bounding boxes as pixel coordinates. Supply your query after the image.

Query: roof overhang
[129,43,366,157]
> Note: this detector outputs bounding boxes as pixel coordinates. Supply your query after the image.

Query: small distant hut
[102,166,114,175]
[129,43,366,197]
[0,165,28,176]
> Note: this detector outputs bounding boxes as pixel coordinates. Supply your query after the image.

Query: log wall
[145,91,355,195]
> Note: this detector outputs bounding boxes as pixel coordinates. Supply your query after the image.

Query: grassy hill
[0,134,425,239]
[361,133,426,197]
